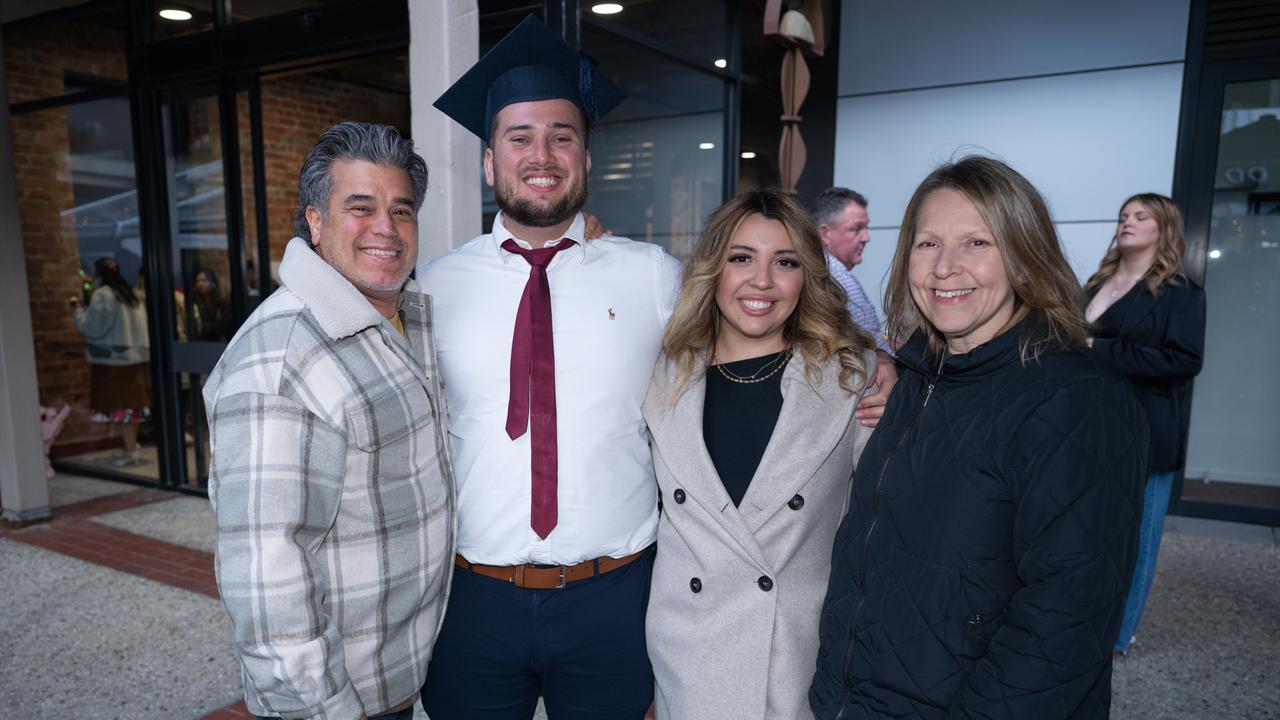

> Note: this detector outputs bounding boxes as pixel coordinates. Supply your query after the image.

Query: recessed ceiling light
[740,151,757,159]
[158,8,193,21]
[698,142,715,150]
[591,3,623,14]
[1208,249,1222,259]
[714,58,728,69]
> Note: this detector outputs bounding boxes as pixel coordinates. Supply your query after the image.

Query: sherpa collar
[278,236,420,341]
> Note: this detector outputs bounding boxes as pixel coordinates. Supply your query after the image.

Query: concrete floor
[2,474,1275,719]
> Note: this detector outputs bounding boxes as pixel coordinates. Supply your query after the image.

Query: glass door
[1180,61,1280,525]
[153,79,265,488]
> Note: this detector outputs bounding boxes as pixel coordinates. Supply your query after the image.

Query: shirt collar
[491,211,591,265]
[825,251,853,279]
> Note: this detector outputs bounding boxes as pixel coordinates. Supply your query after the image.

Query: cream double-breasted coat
[642,349,876,720]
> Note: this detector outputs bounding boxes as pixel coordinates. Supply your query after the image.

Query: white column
[411,0,482,268]
[0,33,51,522]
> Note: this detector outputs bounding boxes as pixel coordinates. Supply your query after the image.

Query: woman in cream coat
[643,189,880,720]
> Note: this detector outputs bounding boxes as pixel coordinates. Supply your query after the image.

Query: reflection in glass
[165,94,232,344]
[179,373,213,487]
[580,25,725,257]
[11,97,159,480]
[1183,79,1280,510]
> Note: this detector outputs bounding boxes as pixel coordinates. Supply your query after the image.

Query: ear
[483,148,495,188]
[305,206,323,247]
[584,148,592,174]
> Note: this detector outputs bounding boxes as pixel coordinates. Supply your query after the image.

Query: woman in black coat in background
[1084,193,1206,653]
[810,156,1148,719]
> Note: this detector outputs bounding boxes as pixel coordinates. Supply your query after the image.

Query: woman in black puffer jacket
[810,156,1148,719]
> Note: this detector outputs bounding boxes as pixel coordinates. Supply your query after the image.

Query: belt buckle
[557,564,567,590]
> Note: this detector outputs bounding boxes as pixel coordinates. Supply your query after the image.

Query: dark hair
[884,155,1088,362]
[94,257,138,306]
[808,187,868,226]
[294,121,429,241]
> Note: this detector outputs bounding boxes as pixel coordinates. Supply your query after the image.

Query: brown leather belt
[454,547,650,590]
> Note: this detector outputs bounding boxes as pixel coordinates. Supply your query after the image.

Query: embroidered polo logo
[608,308,616,320]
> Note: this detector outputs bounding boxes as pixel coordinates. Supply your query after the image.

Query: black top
[703,350,789,506]
[811,326,1148,720]
[1087,278,1206,470]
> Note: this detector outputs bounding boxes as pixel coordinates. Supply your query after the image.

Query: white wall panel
[832,63,1183,229]
[1056,222,1116,284]
[839,0,1189,96]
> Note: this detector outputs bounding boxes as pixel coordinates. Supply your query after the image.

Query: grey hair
[808,187,868,226]
[294,121,429,241]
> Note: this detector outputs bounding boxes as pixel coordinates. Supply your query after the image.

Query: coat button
[965,613,984,634]
[757,576,773,592]
[673,489,686,504]
[788,494,804,510]
[690,577,702,593]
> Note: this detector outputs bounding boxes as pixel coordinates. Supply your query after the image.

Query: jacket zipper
[834,351,945,718]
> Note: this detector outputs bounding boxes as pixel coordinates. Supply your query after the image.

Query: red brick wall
[4,18,129,450]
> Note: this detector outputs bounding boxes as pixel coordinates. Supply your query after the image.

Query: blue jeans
[1114,470,1174,653]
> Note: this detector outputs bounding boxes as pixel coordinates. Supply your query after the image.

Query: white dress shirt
[422,212,683,565]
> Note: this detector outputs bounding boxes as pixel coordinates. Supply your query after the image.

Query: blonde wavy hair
[884,156,1088,362]
[1083,193,1187,296]
[661,189,875,401]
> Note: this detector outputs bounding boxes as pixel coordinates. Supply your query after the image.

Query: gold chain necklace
[712,348,792,384]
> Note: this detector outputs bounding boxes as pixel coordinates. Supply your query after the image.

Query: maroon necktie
[502,238,576,539]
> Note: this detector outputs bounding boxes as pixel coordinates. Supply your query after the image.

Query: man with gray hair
[205,121,454,720]
[810,187,894,355]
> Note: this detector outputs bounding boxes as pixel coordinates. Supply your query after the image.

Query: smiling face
[484,98,591,243]
[908,188,1016,354]
[713,213,804,361]
[1116,200,1160,260]
[306,158,418,318]
[820,200,870,269]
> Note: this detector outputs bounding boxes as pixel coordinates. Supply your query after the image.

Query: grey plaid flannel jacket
[205,238,456,720]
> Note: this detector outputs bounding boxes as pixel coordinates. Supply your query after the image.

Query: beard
[495,170,588,228]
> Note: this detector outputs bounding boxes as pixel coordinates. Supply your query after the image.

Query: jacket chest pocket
[343,385,441,521]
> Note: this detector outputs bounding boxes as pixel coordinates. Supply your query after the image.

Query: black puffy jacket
[810,325,1148,719]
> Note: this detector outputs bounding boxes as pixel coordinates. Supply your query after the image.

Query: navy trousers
[422,550,655,720]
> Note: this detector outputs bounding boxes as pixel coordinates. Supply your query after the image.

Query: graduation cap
[434,14,627,143]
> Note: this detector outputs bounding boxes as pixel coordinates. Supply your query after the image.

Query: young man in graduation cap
[420,14,682,720]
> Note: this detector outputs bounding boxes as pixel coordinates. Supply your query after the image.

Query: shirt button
[757,576,773,592]
[673,489,686,504]
[690,577,702,593]
[788,494,805,510]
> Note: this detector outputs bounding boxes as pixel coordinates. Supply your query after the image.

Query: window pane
[165,94,232,343]
[581,25,725,257]
[2,2,127,105]
[1183,78,1280,511]
[12,98,158,481]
